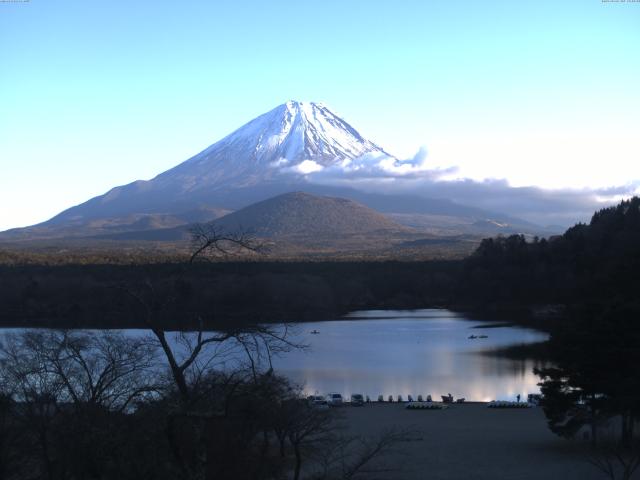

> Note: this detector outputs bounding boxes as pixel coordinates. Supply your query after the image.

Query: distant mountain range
[0,101,558,249]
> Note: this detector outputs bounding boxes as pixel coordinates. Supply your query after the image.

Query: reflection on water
[0,309,549,402]
[271,309,549,402]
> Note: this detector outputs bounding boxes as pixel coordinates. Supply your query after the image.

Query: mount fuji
[2,101,542,241]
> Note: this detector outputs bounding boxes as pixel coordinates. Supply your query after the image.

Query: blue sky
[1,0,639,230]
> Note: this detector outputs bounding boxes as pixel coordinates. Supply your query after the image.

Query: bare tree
[279,400,415,480]
[1,330,159,412]
[123,286,301,404]
[0,332,68,480]
[284,401,336,480]
[122,223,292,403]
[311,428,416,480]
[0,392,23,480]
[189,223,262,264]
[0,330,161,480]
[588,439,640,480]
[119,226,305,480]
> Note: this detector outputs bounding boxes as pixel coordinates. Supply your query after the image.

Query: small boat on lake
[310,330,320,334]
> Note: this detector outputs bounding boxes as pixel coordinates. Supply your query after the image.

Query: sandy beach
[334,403,601,480]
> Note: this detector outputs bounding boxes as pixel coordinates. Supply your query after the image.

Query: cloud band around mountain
[274,148,640,227]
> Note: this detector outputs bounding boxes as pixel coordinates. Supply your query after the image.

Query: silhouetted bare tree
[189,223,262,263]
[588,438,640,480]
[116,225,304,480]
[0,330,163,480]
[312,427,416,480]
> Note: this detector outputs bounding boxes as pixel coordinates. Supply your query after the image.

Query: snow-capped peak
[216,100,390,165]
[160,101,394,189]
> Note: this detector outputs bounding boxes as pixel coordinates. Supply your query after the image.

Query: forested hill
[527,199,640,450]
[459,196,640,311]
[1,198,638,330]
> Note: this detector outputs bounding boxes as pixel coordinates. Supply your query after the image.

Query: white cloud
[269,157,289,168]
[281,147,458,184]
[285,159,324,175]
[275,147,639,227]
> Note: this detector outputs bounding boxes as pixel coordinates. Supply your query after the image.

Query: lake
[0,309,548,402]
[271,309,549,402]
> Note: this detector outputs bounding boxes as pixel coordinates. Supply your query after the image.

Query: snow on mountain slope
[221,100,389,165]
[155,100,393,190]
[26,101,400,227]
[0,100,545,240]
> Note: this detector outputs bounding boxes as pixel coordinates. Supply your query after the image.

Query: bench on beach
[488,401,532,409]
[406,402,448,410]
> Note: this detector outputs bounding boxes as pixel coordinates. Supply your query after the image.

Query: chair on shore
[488,400,532,409]
[417,395,423,402]
[378,395,384,402]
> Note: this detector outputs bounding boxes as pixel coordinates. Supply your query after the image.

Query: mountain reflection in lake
[271,310,549,402]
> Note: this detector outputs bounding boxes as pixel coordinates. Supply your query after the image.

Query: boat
[310,330,320,334]
[469,334,488,339]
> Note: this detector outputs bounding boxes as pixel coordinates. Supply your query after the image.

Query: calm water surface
[1,309,548,402]
[272,309,549,402]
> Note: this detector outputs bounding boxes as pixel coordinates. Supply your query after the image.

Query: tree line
[461,197,640,479]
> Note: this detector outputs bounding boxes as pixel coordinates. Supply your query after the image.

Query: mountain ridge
[37,101,392,228]
[0,101,550,242]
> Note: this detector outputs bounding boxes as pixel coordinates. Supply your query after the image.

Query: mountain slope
[1,101,546,241]
[212,191,409,238]
[41,101,392,227]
